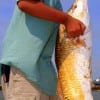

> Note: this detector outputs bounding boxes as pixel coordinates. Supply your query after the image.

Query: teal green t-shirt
[0,0,62,95]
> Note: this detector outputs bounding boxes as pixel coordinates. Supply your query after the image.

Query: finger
[80,23,86,35]
[67,31,77,38]
[2,74,6,82]
[74,32,81,38]
[67,32,72,38]
[72,28,82,38]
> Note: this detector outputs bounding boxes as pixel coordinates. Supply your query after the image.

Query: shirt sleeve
[55,0,63,11]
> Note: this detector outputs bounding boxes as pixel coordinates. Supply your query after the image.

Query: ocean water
[0,91,99,100]
[0,91,4,100]
[93,91,100,100]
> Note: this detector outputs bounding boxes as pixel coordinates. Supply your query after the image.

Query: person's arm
[17,0,86,38]
[17,0,66,24]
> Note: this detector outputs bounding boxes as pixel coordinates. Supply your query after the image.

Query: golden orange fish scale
[58,52,84,100]
[56,37,85,100]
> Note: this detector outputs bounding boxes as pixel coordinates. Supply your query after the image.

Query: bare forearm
[17,0,86,38]
[17,0,67,24]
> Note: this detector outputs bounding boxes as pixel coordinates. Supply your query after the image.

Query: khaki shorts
[1,67,58,100]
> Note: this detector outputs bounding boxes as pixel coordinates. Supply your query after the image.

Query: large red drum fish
[55,0,93,100]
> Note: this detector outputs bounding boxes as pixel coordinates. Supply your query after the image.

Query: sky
[0,0,100,79]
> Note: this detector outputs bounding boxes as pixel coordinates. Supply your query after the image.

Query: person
[0,0,86,100]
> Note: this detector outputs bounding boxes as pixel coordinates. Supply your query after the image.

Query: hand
[2,74,6,83]
[64,14,86,38]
